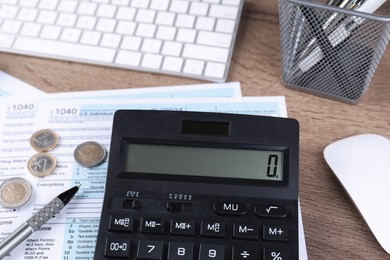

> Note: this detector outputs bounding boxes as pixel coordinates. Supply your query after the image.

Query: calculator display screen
[124,143,283,181]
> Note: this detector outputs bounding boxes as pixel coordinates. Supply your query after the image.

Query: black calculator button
[232,246,257,260]
[254,205,287,218]
[213,202,246,215]
[167,242,194,260]
[108,214,135,232]
[263,249,289,260]
[140,218,165,234]
[137,240,164,259]
[170,219,196,236]
[232,223,258,240]
[104,238,131,258]
[263,225,289,242]
[198,244,225,260]
[200,221,226,238]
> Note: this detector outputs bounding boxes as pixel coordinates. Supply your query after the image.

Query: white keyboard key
[121,36,141,50]
[205,62,225,79]
[115,50,142,66]
[156,26,176,41]
[183,59,204,75]
[195,17,215,31]
[96,18,116,32]
[215,19,235,33]
[111,0,130,6]
[203,0,220,3]
[57,0,78,13]
[37,10,57,24]
[101,33,121,48]
[175,14,195,28]
[20,23,41,37]
[176,28,196,43]
[80,30,101,45]
[169,0,189,13]
[92,0,109,3]
[14,36,115,62]
[162,56,183,72]
[131,0,150,8]
[41,25,61,39]
[60,28,81,42]
[209,5,239,19]
[155,11,175,26]
[197,31,232,48]
[0,5,19,19]
[183,44,229,63]
[141,38,162,53]
[135,23,156,38]
[38,0,59,10]
[189,2,209,16]
[97,4,117,18]
[76,16,97,30]
[0,20,21,34]
[135,9,156,24]
[116,7,136,21]
[222,0,240,5]
[116,21,136,35]
[0,0,18,4]
[19,0,38,7]
[77,2,97,16]
[57,13,77,27]
[17,8,39,22]
[0,33,14,48]
[161,41,182,56]
[150,0,170,11]
[141,53,163,69]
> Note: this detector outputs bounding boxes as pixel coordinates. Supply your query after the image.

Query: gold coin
[74,141,106,168]
[27,153,57,177]
[0,177,32,208]
[30,129,59,152]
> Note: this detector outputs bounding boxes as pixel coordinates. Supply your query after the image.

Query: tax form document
[0,71,45,96]
[0,95,307,260]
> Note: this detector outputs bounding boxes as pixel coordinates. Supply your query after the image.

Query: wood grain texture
[1,0,390,259]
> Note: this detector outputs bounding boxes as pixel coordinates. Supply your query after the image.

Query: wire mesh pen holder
[278,0,390,103]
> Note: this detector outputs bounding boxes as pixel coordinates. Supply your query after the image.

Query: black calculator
[94,110,299,260]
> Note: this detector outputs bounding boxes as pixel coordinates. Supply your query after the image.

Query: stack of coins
[28,129,59,177]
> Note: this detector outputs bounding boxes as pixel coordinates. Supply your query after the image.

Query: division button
[104,238,131,258]
[232,246,257,260]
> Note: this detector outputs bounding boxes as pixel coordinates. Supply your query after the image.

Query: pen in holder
[278,0,390,103]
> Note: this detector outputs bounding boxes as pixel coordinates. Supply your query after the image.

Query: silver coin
[0,177,32,208]
[27,153,57,177]
[74,141,106,168]
[30,129,59,152]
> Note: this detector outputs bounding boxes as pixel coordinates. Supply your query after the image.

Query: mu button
[213,202,246,215]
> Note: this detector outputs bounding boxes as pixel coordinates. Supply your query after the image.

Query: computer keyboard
[0,0,244,82]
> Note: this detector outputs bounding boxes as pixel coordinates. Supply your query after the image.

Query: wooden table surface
[1,0,390,259]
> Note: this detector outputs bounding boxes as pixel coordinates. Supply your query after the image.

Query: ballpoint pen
[289,0,386,78]
[0,185,80,259]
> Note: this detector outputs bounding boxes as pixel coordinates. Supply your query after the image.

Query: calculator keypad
[103,198,296,259]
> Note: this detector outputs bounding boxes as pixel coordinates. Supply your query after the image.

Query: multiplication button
[104,238,131,258]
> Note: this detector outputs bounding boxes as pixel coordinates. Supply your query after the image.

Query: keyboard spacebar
[13,37,116,63]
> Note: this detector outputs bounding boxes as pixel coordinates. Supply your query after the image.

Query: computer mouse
[324,134,390,254]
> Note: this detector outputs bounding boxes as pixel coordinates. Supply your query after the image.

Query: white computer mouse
[324,134,390,255]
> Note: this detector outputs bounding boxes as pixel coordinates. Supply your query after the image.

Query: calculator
[94,110,299,260]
